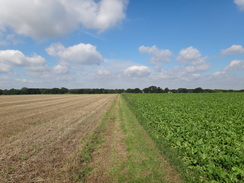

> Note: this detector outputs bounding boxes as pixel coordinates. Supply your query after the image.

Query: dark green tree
[177,88,188,93]
[51,88,61,94]
[20,87,28,94]
[9,88,20,95]
[143,86,160,93]
[164,87,169,93]
[60,87,69,94]
[193,87,204,93]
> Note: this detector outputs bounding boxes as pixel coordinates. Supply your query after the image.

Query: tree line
[0,86,243,95]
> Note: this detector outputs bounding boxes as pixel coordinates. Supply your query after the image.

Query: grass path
[82,95,184,183]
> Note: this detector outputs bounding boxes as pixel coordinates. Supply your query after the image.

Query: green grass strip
[110,95,183,183]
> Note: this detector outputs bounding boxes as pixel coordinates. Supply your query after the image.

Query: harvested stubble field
[0,94,117,182]
[0,94,182,183]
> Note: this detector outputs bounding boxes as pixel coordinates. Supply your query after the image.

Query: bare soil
[0,94,117,182]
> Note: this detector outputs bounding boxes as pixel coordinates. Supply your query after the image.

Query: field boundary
[76,95,184,183]
[122,94,199,182]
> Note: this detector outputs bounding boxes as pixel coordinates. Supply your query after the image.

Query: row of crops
[122,93,244,182]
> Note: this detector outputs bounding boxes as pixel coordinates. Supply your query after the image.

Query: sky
[0,0,244,90]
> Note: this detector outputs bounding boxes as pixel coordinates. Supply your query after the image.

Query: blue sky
[0,0,244,89]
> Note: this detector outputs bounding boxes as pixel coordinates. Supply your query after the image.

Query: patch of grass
[109,96,182,183]
[2,167,15,182]
[21,154,28,161]
[68,136,100,182]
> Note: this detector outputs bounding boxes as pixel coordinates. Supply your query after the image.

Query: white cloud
[139,45,172,64]
[212,71,226,77]
[0,0,128,40]
[0,62,11,73]
[185,63,210,73]
[177,46,210,72]
[81,0,128,32]
[46,43,104,65]
[97,70,111,76]
[0,50,49,74]
[221,45,244,55]
[25,54,48,72]
[192,73,201,78]
[0,50,24,65]
[234,0,244,11]
[177,46,201,64]
[153,65,203,82]
[224,60,244,71]
[124,65,151,77]
[16,78,33,84]
[53,64,69,74]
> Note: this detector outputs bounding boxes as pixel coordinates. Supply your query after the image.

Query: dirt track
[0,94,117,182]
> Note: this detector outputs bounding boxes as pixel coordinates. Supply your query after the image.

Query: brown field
[0,94,117,182]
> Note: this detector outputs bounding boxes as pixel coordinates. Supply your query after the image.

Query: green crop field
[123,93,244,182]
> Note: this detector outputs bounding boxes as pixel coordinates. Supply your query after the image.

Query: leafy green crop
[123,93,244,182]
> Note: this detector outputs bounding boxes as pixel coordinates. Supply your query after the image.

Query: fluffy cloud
[177,46,201,64]
[97,70,111,76]
[184,64,210,73]
[53,63,69,74]
[177,46,210,72]
[139,45,172,64]
[234,0,244,11]
[224,60,244,71]
[0,62,11,73]
[212,71,226,77]
[221,45,244,55]
[124,65,150,77]
[46,43,104,65]
[0,0,128,40]
[0,50,48,73]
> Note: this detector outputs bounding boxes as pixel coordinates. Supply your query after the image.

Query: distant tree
[193,87,204,93]
[156,87,163,93]
[134,88,142,93]
[149,86,158,93]
[20,87,28,94]
[27,88,41,94]
[177,88,188,93]
[171,89,177,93]
[98,88,105,94]
[0,89,3,95]
[164,87,169,93]
[142,88,149,93]
[60,87,69,94]
[204,89,213,93]
[40,89,50,94]
[227,89,234,93]
[9,88,20,95]
[126,88,133,93]
[51,88,61,94]
[143,86,162,93]
[117,89,125,93]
